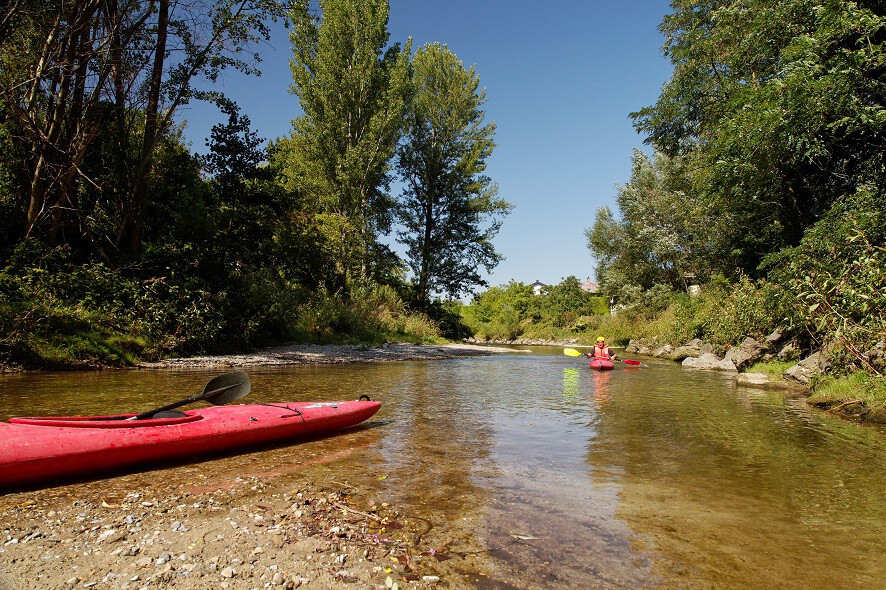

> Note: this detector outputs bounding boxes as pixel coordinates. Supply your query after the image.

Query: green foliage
[396,43,511,304]
[0,0,503,371]
[768,187,886,373]
[632,0,886,274]
[462,278,611,341]
[586,151,714,292]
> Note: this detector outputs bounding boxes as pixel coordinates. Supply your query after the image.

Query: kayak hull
[589,359,615,371]
[0,400,380,489]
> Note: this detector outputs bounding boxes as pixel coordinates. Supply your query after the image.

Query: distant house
[530,280,547,296]
[580,277,599,293]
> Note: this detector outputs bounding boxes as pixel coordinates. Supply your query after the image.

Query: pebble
[156,551,171,564]
[422,575,441,584]
[221,566,236,578]
[272,572,284,585]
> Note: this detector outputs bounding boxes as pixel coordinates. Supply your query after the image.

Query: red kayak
[589,359,615,371]
[0,399,379,489]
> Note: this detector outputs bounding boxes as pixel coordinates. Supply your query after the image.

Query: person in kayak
[588,336,617,361]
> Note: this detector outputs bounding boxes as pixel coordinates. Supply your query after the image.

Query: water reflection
[562,367,581,400]
[1,350,885,589]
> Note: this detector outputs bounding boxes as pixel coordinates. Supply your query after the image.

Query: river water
[1,347,884,589]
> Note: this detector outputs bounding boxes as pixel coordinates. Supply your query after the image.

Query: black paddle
[130,371,251,420]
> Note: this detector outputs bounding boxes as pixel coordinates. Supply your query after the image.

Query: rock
[783,352,823,385]
[653,344,673,358]
[334,570,357,582]
[625,340,640,354]
[864,340,885,371]
[272,572,284,585]
[777,339,800,362]
[134,557,152,568]
[682,353,724,370]
[764,328,786,346]
[723,337,769,371]
[220,566,236,578]
[734,372,773,387]
[717,358,738,371]
[422,576,441,584]
[157,552,171,564]
[671,340,703,362]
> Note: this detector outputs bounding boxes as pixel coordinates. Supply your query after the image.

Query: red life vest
[593,344,611,360]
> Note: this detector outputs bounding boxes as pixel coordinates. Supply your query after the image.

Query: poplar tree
[284,0,410,293]
[396,43,511,305]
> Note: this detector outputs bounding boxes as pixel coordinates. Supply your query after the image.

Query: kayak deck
[589,359,615,371]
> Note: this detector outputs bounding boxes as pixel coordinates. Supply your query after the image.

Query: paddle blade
[202,371,251,405]
[563,348,584,357]
[621,359,641,366]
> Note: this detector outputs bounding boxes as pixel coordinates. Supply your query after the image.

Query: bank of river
[2,347,885,589]
[139,342,519,369]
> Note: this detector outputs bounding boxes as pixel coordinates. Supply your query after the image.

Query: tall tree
[283,0,410,293]
[586,150,712,294]
[396,43,510,304]
[632,0,886,274]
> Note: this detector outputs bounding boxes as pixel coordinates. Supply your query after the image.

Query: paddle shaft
[563,348,646,366]
[131,381,244,420]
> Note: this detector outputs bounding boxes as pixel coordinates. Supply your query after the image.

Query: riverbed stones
[653,344,674,358]
[672,339,703,361]
[682,353,725,370]
[723,337,770,371]
[734,372,774,387]
[784,352,825,385]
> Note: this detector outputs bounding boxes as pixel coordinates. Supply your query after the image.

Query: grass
[808,372,886,423]
[746,360,796,380]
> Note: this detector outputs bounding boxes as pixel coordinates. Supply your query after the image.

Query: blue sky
[177,0,673,292]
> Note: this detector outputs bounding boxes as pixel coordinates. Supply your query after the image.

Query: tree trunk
[125,0,168,254]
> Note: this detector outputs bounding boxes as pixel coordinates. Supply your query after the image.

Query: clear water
[1,348,884,588]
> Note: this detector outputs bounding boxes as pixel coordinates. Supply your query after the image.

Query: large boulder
[723,337,769,371]
[683,352,729,370]
[672,339,703,362]
[654,344,674,358]
[764,328,786,347]
[783,352,824,385]
[717,357,738,371]
[865,340,885,372]
[777,338,800,362]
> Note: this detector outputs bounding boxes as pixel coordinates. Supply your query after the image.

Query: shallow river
[1,347,885,589]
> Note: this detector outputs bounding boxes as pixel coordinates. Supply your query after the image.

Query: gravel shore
[1,476,460,590]
[139,342,519,369]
